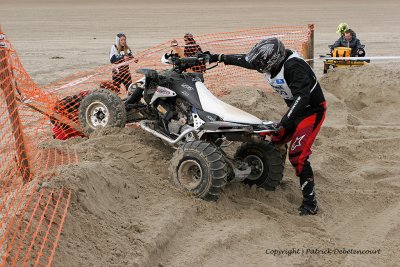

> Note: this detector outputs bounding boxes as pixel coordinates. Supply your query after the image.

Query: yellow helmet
[336,23,349,35]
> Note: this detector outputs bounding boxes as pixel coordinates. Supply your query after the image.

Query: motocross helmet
[336,23,349,35]
[245,37,286,73]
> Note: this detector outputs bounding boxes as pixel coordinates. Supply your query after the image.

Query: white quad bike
[78,53,284,201]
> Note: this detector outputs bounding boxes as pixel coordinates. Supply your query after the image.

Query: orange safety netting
[0,32,75,266]
[0,25,313,266]
[47,25,314,95]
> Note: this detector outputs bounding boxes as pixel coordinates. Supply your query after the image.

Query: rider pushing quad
[208,38,327,216]
[330,23,365,57]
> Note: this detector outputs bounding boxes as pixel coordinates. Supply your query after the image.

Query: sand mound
[51,66,400,267]
[320,65,400,124]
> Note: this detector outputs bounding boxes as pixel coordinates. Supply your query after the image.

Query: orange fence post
[0,25,31,182]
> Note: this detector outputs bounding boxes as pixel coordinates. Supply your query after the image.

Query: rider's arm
[219,54,257,70]
[280,59,314,128]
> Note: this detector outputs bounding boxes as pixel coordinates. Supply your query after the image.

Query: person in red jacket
[208,38,327,216]
[50,91,88,140]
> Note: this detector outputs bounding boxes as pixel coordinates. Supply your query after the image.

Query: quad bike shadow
[78,53,285,201]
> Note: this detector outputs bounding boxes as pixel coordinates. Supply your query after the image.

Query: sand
[1,1,400,266]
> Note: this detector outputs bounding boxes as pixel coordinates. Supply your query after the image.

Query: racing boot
[298,176,318,216]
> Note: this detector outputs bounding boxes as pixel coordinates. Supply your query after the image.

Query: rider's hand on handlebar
[272,122,284,132]
[204,51,221,64]
[270,122,285,144]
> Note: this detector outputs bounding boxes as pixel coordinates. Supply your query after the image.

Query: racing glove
[204,51,224,63]
[273,122,283,131]
[270,122,286,144]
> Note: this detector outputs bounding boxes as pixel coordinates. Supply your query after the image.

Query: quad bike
[321,45,370,73]
[78,53,284,201]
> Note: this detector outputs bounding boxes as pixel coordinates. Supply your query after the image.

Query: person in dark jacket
[110,33,137,92]
[208,38,327,216]
[331,29,364,57]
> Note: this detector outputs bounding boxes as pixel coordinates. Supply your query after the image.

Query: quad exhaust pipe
[140,120,198,146]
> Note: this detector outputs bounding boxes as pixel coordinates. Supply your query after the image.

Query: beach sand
[1,1,399,266]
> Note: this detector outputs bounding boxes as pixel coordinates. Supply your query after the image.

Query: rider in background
[331,29,364,57]
[207,38,327,216]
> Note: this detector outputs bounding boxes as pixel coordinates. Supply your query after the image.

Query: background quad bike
[322,45,369,73]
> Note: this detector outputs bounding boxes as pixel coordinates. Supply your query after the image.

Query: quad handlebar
[135,52,211,88]
[164,52,210,73]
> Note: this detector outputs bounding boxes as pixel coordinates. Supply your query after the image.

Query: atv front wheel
[170,141,227,201]
[235,141,284,191]
[78,89,126,134]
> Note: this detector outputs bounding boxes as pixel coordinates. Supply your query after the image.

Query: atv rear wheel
[170,141,227,201]
[235,141,284,191]
[78,89,126,134]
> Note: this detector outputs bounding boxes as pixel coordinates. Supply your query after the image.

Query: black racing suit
[220,50,326,200]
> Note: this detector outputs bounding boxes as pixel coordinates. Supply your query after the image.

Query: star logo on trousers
[291,134,306,151]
